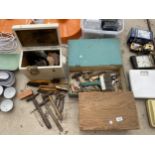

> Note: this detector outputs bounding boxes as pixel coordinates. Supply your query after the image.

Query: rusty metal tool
[42,93,63,121]
[56,94,65,113]
[26,93,52,129]
[44,103,63,132]
[30,97,49,113]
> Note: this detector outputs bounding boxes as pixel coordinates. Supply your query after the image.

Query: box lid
[0,54,20,71]
[12,24,61,51]
[79,91,139,131]
[68,39,122,68]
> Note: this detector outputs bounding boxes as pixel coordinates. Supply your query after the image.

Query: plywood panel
[79,91,139,131]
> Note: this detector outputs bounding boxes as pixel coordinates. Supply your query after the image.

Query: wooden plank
[79,91,139,131]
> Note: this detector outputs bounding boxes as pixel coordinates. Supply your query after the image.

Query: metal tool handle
[49,96,63,121]
[45,104,63,132]
[33,99,52,129]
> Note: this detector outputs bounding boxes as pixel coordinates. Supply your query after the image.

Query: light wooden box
[12,24,67,80]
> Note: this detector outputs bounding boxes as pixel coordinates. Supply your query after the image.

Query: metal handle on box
[27,66,40,75]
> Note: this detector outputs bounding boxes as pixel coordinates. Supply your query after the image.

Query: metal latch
[27,66,40,75]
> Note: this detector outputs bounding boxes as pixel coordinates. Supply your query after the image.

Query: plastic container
[81,19,124,38]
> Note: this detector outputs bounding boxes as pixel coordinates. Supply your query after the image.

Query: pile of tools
[23,50,60,66]
[69,71,121,95]
[0,71,16,112]
[26,92,65,132]
[17,79,68,132]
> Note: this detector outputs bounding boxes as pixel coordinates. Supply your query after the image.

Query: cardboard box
[13,24,67,80]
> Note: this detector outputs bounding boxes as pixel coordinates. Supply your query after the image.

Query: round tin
[0,99,14,112]
[0,85,3,96]
[4,87,16,99]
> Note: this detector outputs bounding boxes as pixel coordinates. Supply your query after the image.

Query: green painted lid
[68,39,122,68]
[0,54,20,71]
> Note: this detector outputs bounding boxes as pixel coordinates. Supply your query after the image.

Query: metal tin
[0,99,14,112]
[0,71,9,80]
[0,71,15,87]
[4,87,16,99]
[0,85,3,96]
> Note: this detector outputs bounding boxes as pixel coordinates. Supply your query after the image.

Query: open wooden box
[68,39,127,96]
[68,38,139,131]
[12,24,66,80]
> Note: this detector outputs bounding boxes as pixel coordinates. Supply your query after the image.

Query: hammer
[27,93,52,129]
[80,75,106,90]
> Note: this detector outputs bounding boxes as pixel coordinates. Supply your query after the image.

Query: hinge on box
[27,66,40,75]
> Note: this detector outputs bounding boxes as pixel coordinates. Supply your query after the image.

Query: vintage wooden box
[12,24,66,80]
[68,38,127,96]
[68,38,139,131]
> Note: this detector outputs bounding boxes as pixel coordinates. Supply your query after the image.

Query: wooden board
[79,91,139,131]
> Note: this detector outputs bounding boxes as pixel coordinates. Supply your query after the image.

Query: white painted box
[12,24,67,80]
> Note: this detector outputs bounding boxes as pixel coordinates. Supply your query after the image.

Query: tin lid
[0,99,14,112]
[12,24,61,50]
[4,87,16,99]
[0,85,3,96]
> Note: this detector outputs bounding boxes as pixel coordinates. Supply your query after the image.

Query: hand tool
[80,75,106,90]
[57,95,65,113]
[44,102,64,132]
[26,93,52,129]
[27,80,51,87]
[39,84,68,92]
[38,87,56,93]
[42,93,63,121]
[27,79,68,87]
[30,97,50,113]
